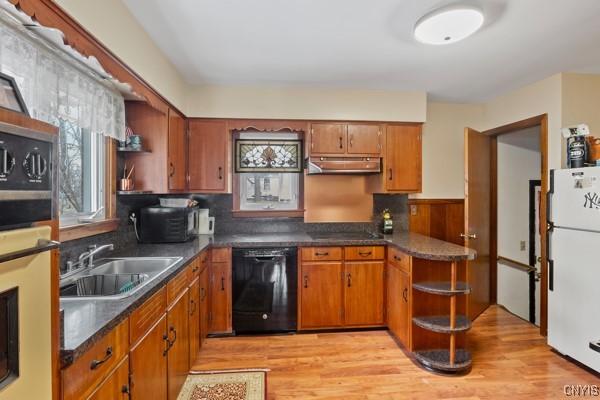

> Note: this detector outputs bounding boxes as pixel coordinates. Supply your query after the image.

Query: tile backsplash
[59,193,408,271]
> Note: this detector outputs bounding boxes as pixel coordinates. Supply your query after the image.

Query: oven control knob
[0,147,15,177]
[262,314,268,320]
[23,151,47,180]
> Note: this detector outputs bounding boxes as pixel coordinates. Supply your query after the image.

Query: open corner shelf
[414,349,472,373]
[413,315,471,334]
[412,281,471,296]
[117,190,152,195]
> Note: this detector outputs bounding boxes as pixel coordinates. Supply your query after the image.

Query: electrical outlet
[520,241,526,251]
[410,205,418,216]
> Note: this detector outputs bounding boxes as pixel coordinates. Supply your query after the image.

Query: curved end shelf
[413,315,471,334]
[412,281,471,296]
[414,349,472,373]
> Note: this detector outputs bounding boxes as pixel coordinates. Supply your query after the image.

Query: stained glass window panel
[235,140,303,172]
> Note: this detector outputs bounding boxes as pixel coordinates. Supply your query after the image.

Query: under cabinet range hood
[306,157,381,175]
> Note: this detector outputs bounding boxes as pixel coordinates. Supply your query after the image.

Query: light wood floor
[192,306,600,399]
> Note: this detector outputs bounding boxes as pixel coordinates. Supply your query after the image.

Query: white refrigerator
[548,167,600,372]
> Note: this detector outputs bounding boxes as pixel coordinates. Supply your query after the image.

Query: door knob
[460,233,477,239]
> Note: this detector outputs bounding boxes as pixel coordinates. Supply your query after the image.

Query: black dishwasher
[232,247,297,334]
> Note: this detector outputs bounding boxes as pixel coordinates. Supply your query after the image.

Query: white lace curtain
[0,15,126,141]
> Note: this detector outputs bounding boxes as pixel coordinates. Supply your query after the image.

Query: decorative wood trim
[483,115,546,137]
[59,218,119,242]
[105,138,117,220]
[7,0,179,115]
[407,199,464,205]
[0,107,57,134]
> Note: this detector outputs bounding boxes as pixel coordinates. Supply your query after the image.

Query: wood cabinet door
[347,124,382,155]
[300,262,343,329]
[167,109,187,191]
[310,123,346,155]
[129,315,168,400]
[209,262,232,333]
[188,120,228,192]
[188,278,200,365]
[344,261,385,326]
[167,290,190,400]
[87,358,130,400]
[386,265,410,347]
[199,267,209,342]
[385,124,422,192]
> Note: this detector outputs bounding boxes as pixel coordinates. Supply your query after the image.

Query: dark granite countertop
[60,231,474,368]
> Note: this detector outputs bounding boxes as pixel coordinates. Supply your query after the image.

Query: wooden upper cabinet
[344,261,385,326]
[347,124,382,155]
[188,120,228,193]
[310,123,347,155]
[300,262,344,329]
[167,109,187,191]
[384,124,422,192]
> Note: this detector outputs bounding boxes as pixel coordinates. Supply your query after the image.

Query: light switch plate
[520,241,526,251]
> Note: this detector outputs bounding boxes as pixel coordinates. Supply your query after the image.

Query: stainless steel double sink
[59,257,182,300]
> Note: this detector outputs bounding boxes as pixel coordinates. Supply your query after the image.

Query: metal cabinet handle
[388,168,393,181]
[460,233,477,240]
[358,251,372,257]
[162,333,170,356]
[315,252,329,256]
[192,264,199,273]
[200,287,206,301]
[121,384,130,398]
[339,136,343,149]
[218,167,223,180]
[303,275,309,288]
[221,277,225,291]
[349,135,354,147]
[90,346,113,370]
[347,273,352,287]
[402,288,408,303]
[169,162,175,177]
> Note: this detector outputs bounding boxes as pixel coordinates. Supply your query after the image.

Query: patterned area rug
[177,370,267,400]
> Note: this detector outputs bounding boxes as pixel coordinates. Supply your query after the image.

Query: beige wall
[185,84,427,122]
[482,73,563,171]
[55,0,187,110]
[562,73,600,137]
[413,102,484,199]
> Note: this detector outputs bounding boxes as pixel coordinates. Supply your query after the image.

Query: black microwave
[138,206,198,243]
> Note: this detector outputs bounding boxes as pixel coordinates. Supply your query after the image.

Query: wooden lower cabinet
[344,261,385,326]
[199,266,209,342]
[300,262,344,329]
[209,261,232,333]
[167,290,190,400]
[188,278,200,364]
[387,264,411,348]
[129,315,168,400]
[87,357,130,400]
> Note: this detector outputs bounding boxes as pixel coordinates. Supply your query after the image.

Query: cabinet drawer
[86,356,129,400]
[167,267,192,307]
[211,247,231,263]
[345,246,385,261]
[62,318,129,400]
[129,287,166,345]
[301,247,343,261]
[388,247,410,273]
[199,250,209,272]
[190,258,201,279]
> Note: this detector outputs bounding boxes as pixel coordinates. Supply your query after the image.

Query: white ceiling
[122,0,600,102]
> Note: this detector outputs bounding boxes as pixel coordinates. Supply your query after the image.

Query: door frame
[529,179,542,324]
[485,114,549,336]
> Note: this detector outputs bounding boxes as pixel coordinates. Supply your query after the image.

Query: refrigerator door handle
[548,259,554,291]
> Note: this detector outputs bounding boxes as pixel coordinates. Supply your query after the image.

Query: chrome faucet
[78,243,114,270]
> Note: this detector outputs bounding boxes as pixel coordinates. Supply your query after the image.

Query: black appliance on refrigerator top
[0,121,57,229]
[232,247,297,334]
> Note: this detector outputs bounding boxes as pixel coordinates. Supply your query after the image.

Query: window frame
[232,128,305,218]
[59,137,118,241]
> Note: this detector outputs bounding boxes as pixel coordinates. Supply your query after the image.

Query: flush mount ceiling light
[414,5,484,45]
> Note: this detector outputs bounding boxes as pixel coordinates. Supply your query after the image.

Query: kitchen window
[234,131,304,216]
[0,13,125,234]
